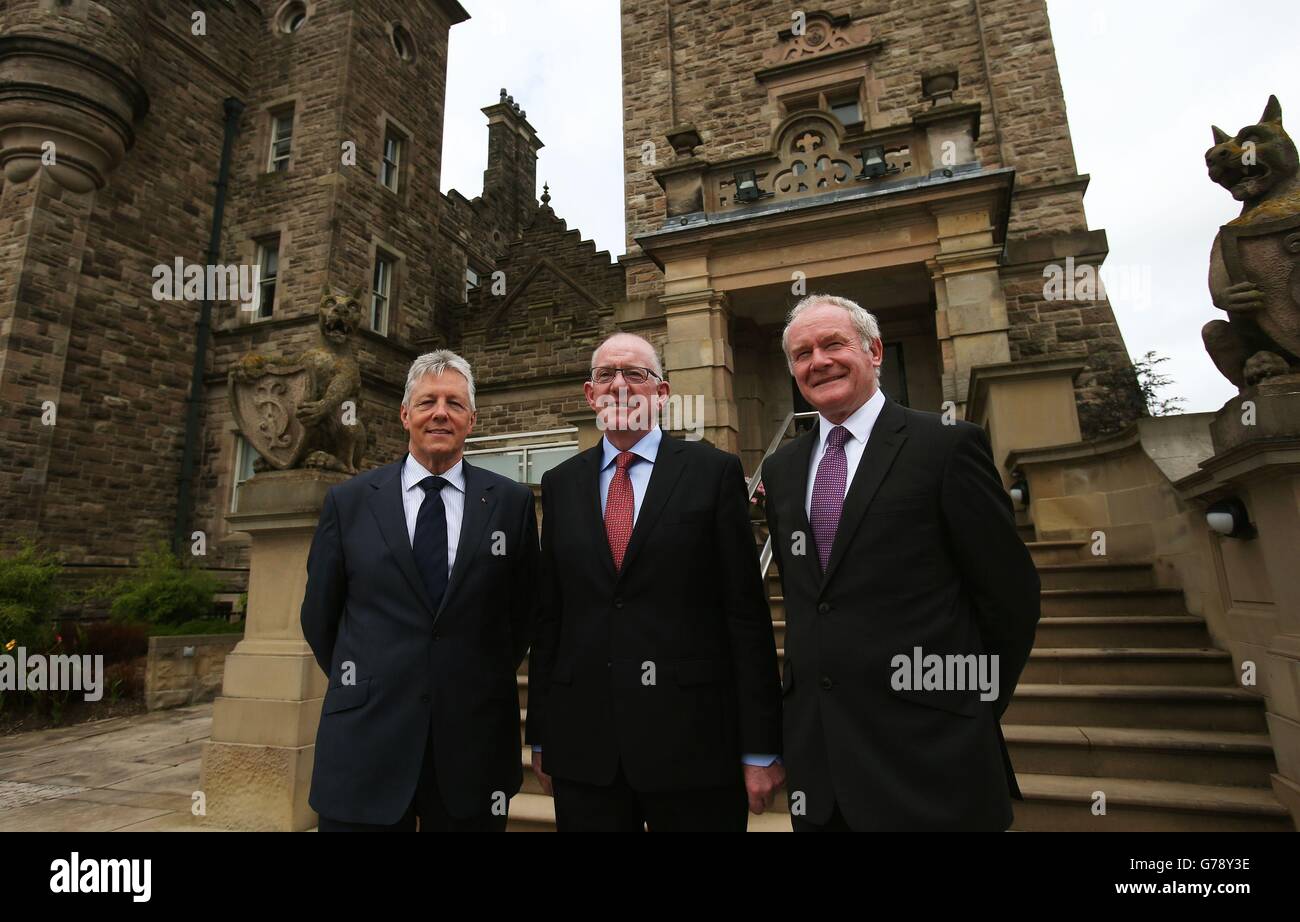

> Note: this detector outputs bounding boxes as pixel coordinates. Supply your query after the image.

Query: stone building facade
[1,0,1141,599]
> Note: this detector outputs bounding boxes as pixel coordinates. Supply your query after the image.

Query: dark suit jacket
[763,398,1040,830]
[300,455,539,824]
[524,433,781,792]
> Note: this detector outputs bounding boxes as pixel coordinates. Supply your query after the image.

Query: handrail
[748,410,819,579]
[747,411,819,500]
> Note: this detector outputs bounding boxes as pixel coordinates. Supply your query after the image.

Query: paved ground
[0,704,214,832]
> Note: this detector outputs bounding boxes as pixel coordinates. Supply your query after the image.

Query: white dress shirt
[401,452,466,572]
[598,425,662,520]
[804,387,887,517]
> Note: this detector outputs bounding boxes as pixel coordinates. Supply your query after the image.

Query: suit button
[817,602,830,614]
[614,598,624,609]
[432,631,440,640]
[819,676,834,690]
[420,694,430,703]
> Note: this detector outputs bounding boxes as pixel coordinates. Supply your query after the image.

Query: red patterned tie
[605,450,636,570]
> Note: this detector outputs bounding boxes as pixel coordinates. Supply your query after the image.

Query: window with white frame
[381,128,403,192]
[231,434,261,513]
[268,108,294,172]
[253,238,279,320]
[371,253,394,335]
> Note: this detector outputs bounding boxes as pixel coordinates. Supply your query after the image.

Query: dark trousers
[791,801,853,832]
[317,723,508,832]
[552,760,748,832]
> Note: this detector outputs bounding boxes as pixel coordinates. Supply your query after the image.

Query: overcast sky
[441,0,1299,414]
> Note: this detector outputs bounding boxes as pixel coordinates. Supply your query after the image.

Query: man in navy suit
[301,350,539,831]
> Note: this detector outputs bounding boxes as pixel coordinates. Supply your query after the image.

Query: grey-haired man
[301,350,540,831]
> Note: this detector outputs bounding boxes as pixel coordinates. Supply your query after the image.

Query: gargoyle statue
[1203,95,1300,388]
[229,286,368,474]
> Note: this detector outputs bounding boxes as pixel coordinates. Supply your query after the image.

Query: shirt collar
[601,425,663,472]
[402,452,466,494]
[817,387,886,452]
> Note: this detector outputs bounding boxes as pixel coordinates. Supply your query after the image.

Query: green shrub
[0,541,65,652]
[99,545,221,627]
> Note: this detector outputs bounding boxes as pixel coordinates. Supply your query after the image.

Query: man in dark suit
[526,332,783,831]
[763,294,1040,831]
[301,350,538,831]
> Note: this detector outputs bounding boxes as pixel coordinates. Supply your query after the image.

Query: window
[371,254,393,335]
[464,265,479,303]
[231,435,261,513]
[830,96,861,126]
[253,238,279,320]
[381,129,403,192]
[268,109,294,172]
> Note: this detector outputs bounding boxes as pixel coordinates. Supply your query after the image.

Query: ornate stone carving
[1203,96,1300,388]
[229,287,368,474]
[761,11,873,66]
[0,35,149,193]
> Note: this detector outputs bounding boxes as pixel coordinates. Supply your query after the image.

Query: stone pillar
[1174,375,1300,830]
[199,469,342,831]
[966,357,1086,482]
[927,202,1012,414]
[660,285,738,453]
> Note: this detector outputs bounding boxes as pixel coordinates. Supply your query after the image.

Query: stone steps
[1021,647,1234,686]
[1009,774,1292,832]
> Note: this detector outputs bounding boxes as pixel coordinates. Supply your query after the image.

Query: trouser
[552,760,747,831]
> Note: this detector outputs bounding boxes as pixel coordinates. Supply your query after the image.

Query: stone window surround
[367,238,406,338]
[259,95,303,175]
[375,110,415,204]
[232,225,291,329]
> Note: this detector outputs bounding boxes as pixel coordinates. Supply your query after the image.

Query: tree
[1133,351,1186,417]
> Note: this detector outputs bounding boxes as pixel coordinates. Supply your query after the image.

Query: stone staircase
[505,520,1291,832]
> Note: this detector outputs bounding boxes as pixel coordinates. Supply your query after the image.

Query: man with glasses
[525,332,784,831]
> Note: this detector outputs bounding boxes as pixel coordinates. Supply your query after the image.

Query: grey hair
[781,293,882,373]
[591,332,664,379]
[402,349,476,410]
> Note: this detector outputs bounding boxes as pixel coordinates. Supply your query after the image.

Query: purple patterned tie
[810,425,851,573]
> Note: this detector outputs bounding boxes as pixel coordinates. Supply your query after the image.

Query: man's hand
[743,762,786,815]
[531,750,553,797]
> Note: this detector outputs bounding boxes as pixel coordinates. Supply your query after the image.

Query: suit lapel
[617,433,686,579]
[367,456,436,615]
[820,399,908,591]
[781,427,822,589]
[436,459,495,620]
[578,443,617,580]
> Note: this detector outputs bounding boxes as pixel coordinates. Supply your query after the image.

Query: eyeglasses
[590,366,660,385]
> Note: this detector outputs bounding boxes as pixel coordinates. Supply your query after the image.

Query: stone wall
[145,632,243,711]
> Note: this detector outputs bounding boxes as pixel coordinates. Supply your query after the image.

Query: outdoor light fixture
[856,145,897,180]
[1206,497,1256,540]
[733,168,767,203]
[1009,477,1030,509]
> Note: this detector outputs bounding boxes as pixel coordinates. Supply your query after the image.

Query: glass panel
[830,99,860,124]
[470,451,525,481]
[525,445,578,483]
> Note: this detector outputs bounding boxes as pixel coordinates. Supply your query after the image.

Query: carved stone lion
[229,286,368,474]
[1203,95,1300,388]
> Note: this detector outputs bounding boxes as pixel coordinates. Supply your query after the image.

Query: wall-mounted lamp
[856,145,898,180]
[733,169,769,203]
[1206,497,1256,540]
[1009,477,1030,509]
